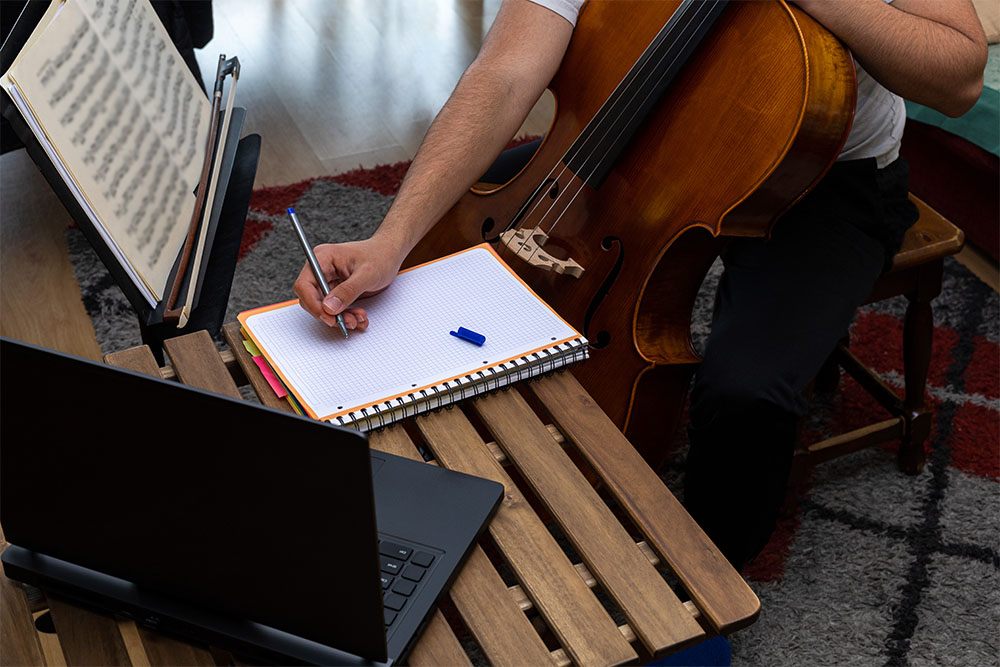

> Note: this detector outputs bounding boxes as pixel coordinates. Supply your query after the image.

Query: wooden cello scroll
[404,0,857,465]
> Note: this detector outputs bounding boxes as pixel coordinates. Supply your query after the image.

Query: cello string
[555,0,706,193]
[508,3,717,261]
[504,2,717,262]
[496,0,702,262]
[535,0,719,235]
[532,0,711,244]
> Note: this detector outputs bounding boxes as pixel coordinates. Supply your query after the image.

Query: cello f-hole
[592,330,612,349]
[583,235,623,347]
[481,217,499,242]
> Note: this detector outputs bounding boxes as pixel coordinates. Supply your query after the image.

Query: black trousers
[484,143,918,570]
[686,156,917,569]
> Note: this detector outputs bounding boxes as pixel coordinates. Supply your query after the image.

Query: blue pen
[287,208,349,339]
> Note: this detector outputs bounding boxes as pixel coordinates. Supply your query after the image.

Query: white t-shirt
[528,0,585,26]
[839,60,906,167]
[526,0,904,166]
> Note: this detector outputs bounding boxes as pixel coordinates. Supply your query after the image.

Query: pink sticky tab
[253,356,287,398]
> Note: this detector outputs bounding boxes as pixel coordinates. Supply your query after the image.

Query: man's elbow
[936,77,985,117]
[941,45,990,117]
[925,46,988,118]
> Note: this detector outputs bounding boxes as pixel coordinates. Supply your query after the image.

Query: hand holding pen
[290,209,401,334]
[288,208,351,338]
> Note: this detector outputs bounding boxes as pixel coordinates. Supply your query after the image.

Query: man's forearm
[796,0,987,116]
[371,64,541,261]
[369,0,574,265]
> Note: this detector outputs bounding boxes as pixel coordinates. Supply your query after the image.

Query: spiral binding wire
[331,337,590,432]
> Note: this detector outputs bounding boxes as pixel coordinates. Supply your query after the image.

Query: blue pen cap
[287,207,295,215]
[450,327,486,346]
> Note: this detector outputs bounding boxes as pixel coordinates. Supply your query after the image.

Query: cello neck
[564,0,729,189]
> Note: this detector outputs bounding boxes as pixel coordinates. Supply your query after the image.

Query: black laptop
[0,337,503,665]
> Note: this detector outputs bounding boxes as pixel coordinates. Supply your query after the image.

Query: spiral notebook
[238,244,588,430]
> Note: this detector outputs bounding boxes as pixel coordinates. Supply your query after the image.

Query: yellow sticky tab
[243,337,261,357]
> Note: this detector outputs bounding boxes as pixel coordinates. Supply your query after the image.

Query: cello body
[404,0,857,464]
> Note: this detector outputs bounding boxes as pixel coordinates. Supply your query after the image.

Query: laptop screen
[0,338,388,660]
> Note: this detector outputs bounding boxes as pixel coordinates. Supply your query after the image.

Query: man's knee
[690,363,798,430]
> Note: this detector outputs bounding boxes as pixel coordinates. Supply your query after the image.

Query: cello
[404,0,857,465]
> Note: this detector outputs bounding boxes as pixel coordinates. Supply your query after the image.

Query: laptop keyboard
[378,537,440,631]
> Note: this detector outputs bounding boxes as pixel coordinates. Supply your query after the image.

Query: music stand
[1,0,260,364]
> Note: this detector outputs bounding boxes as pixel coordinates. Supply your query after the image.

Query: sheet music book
[1,0,214,307]
[238,245,590,431]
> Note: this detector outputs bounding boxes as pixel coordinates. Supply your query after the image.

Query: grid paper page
[242,246,580,421]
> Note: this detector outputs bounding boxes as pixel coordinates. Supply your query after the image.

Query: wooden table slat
[162,331,241,398]
[135,624,216,666]
[472,389,705,654]
[415,408,638,667]
[404,611,472,667]
[448,547,556,667]
[104,345,163,378]
[1,572,46,666]
[46,596,132,666]
[33,610,69,667]
[221,323,292,412]
[530,372,761,634]
[370,428,556,666]
[117,620,152,667]
[369,425,425,463]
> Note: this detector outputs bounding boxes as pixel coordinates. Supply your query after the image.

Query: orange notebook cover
[238,244,588,430]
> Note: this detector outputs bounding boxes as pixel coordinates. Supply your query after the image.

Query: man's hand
[292,238,403,331]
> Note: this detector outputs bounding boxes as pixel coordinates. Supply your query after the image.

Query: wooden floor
[0,0,996,361]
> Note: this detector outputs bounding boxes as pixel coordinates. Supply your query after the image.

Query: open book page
[239,245,584,422]
[4,0,212,303]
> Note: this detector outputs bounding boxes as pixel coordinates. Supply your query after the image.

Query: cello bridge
[498,226,584,278]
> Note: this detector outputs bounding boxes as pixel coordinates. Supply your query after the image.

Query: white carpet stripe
[875,369,1000,411]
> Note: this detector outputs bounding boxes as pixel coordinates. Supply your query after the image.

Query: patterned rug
[68,163,1000,666]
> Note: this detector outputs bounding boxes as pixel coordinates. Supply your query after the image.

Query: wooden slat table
[1,325,759,665]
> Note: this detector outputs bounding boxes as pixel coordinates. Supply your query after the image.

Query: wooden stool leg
[782,450,809,516]
[898,262,943,475]
[783,411,812,516]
